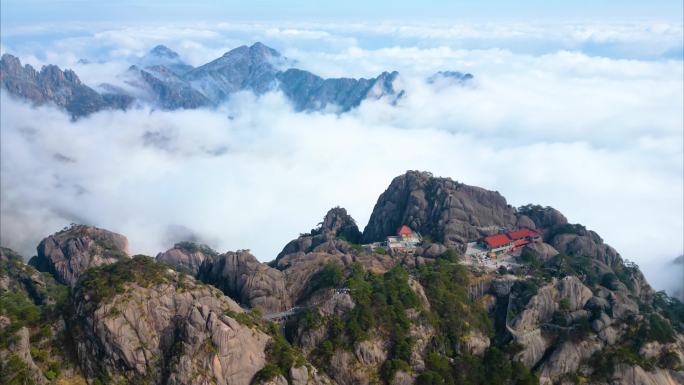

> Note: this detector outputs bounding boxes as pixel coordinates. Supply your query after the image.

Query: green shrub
[309,263,343,292]
[76,255,171,304]
[374,247,387,255]
[252,363,282,383]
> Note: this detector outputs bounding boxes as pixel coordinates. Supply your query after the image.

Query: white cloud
[0,21,682,295]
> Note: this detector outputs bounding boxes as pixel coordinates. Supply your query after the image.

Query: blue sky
[2,0,683,25]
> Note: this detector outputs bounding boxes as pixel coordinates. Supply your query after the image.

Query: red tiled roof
[397,225,414,236]
[513,239,529,247]
[483,234,512,248]
[509,229,540,240]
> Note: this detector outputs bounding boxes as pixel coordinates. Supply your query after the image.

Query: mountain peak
[149,44,180,59]
[220,42,280,59]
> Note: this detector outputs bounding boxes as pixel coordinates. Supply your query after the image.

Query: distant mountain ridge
[1,42,473,117]
[0,53,133,117]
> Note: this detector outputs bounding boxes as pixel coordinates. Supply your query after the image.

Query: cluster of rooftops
[383,225,542,256]
[479,228,542,253]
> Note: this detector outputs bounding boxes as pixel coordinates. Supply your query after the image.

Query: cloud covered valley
[1,20,682,295]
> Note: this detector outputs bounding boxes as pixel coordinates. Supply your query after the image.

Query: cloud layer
[1,21,682,294]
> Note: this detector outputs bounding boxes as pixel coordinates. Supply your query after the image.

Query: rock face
[129,64,210,109]
[277,207,362,260]
[156,241,218,275]
[28,224,129,286]
[522,242,559,262]
[277,68,401,112]
[72,256,270,385]
[549,230,622,268]
[362,171,518,245]
[7,327,48,384]
[198,250,290,313]
[1,247,62,306]
[0,54,132,117]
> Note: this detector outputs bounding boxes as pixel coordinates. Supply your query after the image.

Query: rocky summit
[1,171,683,385]
[0,43,472,117]
[0,54,134,118]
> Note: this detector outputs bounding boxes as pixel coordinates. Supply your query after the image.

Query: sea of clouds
[1,21,682,294]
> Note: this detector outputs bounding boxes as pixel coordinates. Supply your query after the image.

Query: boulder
[29,224,129,286]
[537,339,602,385]
[197,250,290,313]
[156,242,218,275]
[362,171,517,245]
[522,242,559,262]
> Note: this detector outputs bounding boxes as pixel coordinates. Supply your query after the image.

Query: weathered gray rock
[354,338,387,366]
[290,364,335,385]
[72,258,269,385]
[156,241,218,275]
[28,224,129,286]
[550,231,622,268]
[463,330,491,356]
[257,375,289,385]
[523,242,559,262]
[511,277,592,332]
[198,250,290,313]
[1,54,132,117]
[514,330,552,368]
[537,339,602,385]
[1,246,63,305]
[392,370,414,385]
[362,171,518,246]
[518,205,568,229]
[328,350,371,385]
[277,207,361,260]
[422,243,447,258]
[610,364,684,385]
[609,290,639,319]
[8,327,48,384]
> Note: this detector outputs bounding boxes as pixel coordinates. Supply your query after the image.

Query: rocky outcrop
[550,230,622,268]
[517,205,568,229]
[537,339,602,385]
[522,242,559,262]
[289,365,335,385]
[1,247,63,306]
[156,241,218,275]
[198,250,290,313]
[277,207,361,260]
[6,327,48,384]
[28,224,129,286]
[609,364,684,385]
[362,171,518,245]
[72,256,270,385]
[510,277,592,332]
[0,54,132,117]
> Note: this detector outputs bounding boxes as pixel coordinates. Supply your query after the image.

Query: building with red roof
[482,234,513,248]
[397,225,414,236]
[386,225,422,254]
[478,228,542,255]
